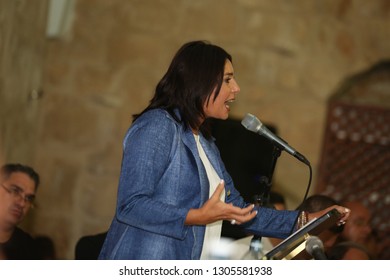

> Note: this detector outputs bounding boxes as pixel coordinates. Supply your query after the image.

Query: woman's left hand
[307,205,351,226]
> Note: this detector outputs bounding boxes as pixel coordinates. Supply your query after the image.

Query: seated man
[328,200,379,260]
[328,241,370,260]
[297,194,344,256]
[0,163,41,259]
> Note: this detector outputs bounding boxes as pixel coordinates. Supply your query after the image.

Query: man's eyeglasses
[1,183,36,208]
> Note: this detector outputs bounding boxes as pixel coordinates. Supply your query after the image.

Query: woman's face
[203,59,240,120]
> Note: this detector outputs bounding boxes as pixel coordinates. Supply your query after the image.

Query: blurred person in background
[0,163,41,259]
[328,200,382,260]
[297,194,345,256]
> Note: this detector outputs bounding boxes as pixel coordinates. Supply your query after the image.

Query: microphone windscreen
[241,113,262,132]
[305,236,324,255]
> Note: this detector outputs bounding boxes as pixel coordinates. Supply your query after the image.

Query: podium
[263,209,341,260]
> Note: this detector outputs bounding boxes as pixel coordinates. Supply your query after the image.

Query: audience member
[328,200,379,260]
[0,163,41,259]
[297,194,344,255]
[328,241,370,260]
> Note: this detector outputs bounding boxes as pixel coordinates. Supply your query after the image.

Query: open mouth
[225,99,235,109]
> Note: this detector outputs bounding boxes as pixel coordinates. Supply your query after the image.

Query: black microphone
[241,113,309,165]
[305,236,327,260]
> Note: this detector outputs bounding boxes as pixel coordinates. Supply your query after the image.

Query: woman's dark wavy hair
[133,40,232,138]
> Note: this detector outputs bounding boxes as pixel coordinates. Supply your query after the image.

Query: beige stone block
[40,93,100,147]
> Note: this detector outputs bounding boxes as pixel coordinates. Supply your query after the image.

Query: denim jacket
[98,109,299,259]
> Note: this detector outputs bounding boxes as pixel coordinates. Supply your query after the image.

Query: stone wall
[1,0,389,259]
[0,0,48,165]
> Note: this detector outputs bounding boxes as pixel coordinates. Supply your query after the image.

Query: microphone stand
[249,145,281,259]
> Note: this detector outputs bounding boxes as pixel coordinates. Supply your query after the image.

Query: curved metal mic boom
[241,113,310,165]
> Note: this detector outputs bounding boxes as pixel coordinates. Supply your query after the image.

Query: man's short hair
[0,163,40,190]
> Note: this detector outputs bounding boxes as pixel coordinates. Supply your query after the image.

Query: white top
[194,134,225,259]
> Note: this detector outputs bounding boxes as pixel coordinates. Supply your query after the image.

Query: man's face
[0,172,36,228]
[341,202,372,244]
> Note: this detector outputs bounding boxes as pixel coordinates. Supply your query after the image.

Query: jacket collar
[181,126,224,205]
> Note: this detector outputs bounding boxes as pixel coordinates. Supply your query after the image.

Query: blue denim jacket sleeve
[115,110,191,240]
